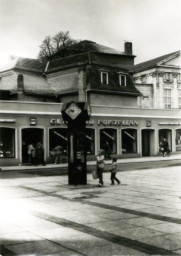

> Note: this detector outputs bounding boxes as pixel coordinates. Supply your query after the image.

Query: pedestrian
[53,145,63,164]
[27,144,34,164]
[110,158,120,185]
[162,138,170,157]
[104,141,111,160]
[96,149,105,187]
[35,142,46,165]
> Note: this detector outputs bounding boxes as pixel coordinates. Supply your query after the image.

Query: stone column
[151,72,157,108]
[173,73,178,108]
[158,73,164,108]
[172,129,176,153]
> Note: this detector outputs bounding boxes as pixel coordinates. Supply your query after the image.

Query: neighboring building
[1,41,181,167]
[132,50,181,109]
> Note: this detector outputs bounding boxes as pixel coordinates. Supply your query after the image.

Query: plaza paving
[0,163,181,255]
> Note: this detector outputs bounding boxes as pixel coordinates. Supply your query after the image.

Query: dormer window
[119,74,127,86]
[17,74,24,92]
[100,71,109,84]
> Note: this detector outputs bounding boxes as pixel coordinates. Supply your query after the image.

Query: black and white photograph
[0,0,181,255]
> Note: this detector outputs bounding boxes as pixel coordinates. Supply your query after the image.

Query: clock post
[61,101,90,185]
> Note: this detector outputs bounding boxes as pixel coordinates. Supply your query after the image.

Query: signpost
[61,101,90,185]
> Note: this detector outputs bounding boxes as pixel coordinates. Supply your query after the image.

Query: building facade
[132,51,181,109]
[1,41,181,166]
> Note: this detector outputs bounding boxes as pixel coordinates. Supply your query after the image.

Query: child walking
[110,158,120,185]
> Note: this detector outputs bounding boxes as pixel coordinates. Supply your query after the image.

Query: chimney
[124,41,132,55]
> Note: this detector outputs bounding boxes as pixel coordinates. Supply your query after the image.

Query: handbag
[92,169,98,179]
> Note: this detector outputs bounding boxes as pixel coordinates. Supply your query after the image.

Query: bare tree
[38,31,78,61]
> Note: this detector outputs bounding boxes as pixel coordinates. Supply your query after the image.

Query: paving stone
[78,242,149,256]
[0,231,42,245]
[146,222,181,233]
[100,211,139,220]
[6,240,81,255]
[139,233,181,251]
[109,226,167,240]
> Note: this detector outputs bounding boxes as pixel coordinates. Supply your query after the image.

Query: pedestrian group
[95,149,121,187]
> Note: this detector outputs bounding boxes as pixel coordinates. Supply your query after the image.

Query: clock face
[65,102,82,120]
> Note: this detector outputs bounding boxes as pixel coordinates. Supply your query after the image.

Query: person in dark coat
[162,138,170,157]
[35,142,46,165]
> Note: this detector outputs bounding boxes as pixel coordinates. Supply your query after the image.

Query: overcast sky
[0,0,181,67]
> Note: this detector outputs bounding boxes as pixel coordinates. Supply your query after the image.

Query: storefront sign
[0,119,16,123]
[50,118,94,125]
[29,117,37,126]
[159,122,181,125]
[50,118,67,125]
[97,120,138,126]
[146,120,151,127]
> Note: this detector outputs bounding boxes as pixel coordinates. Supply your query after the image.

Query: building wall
[46,68,80,93]
[0,71,17,90]
[135,84,153,108]
[89,93,137,107]
[134,67,181,109]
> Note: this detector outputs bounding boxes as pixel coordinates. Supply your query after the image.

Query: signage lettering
[0,119,16,123]
[97,120,138,126]
[50,118,95,125]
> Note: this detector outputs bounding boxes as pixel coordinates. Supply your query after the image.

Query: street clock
[61,101,91,185]
[65,102,82,120]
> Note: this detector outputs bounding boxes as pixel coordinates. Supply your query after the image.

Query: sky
[0,0,181,67]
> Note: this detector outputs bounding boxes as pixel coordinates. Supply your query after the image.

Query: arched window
[17,74,24,91]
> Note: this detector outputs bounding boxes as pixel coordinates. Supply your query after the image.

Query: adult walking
[27,144,34,164]
[96,150,105,187]
[162,138,170,157]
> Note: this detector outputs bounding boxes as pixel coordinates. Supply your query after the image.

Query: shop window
[100,129,117,159]
[85,128,95,155]
[0,128,15,158]
[164,89,171,109]
[17,74,24,91]
[122,129,137,154]
[119,74,127,86]
[176,129,181,151]
[100,71,109,85]
[159,129,172,153]
[49,128,68,162]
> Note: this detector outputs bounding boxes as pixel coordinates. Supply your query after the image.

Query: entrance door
[22,128,43,163]
[142,129,154,156]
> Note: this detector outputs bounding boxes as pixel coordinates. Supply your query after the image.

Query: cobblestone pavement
[0,165,181,256]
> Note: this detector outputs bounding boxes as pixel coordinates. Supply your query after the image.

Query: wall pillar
[158,73,164,108]
[173,73,178,108]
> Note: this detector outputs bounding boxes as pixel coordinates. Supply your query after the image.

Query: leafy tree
[38,31,78,61]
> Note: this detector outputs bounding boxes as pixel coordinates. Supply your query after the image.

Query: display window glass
[100,128,117,159]
[122,129,137,154]
[0,128,15,158]
[159,129,172,152]
[176,129,181,151]
[85,128,95,155]
[49,128,68,163]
